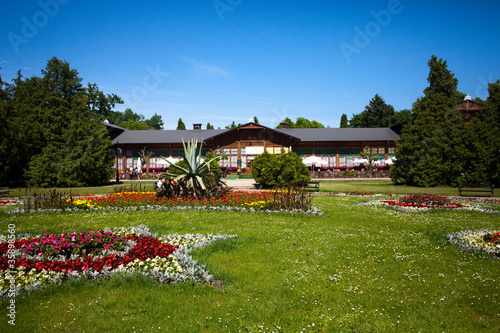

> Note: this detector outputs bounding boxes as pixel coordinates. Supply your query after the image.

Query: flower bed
[357,193,499,213]
[7,190,323,215]
[447,230,500,257]
[0,225,236,297]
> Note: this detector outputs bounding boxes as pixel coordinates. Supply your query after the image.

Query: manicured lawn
[319,180,500,197]
[1,194,499,332]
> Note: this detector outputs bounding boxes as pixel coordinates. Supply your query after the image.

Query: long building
[107,121,400,174]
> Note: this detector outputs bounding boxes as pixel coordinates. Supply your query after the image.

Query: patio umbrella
[353,158,369,166]
[302,155,328,166]
[384,157,396,165]
[157,157,180,165]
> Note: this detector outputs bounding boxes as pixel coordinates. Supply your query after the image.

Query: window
[388,147,395,155]
[149,157,156,168]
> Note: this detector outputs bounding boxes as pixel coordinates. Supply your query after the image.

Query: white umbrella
[302,155,328,166]
[158,157,180,165]
[384,157,396,165]
[353,158,369,166]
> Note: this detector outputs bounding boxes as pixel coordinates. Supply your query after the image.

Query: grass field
[1,191,499,332]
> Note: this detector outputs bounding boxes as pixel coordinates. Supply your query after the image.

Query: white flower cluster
[0,225,237,297]
[447,230,500,255]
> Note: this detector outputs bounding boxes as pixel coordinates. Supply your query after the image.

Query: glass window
[241,147,246,155]
[117,158,123,170]
[126,150,133,157]
[388,147,395,154]
[338,156,346,166]
[329,148,337,154]
[150,157,156,168]
[339,148,346,155]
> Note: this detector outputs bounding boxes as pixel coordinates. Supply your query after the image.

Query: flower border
[447,230,500,256]
[0,225,237,297]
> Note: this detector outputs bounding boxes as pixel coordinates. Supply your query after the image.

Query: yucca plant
[161,139,222,197]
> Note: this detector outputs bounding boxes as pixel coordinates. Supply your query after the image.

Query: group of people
[129,165,142,180]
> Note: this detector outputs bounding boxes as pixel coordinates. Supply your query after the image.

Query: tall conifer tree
[391,55,464,186]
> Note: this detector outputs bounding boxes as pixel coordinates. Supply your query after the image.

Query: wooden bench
[298,181,320,191]
[0,187,9,196]
[458,184,494,197]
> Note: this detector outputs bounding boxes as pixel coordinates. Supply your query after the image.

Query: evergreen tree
[348,113,362,128]
[253,116,259,124]
[393,109,412,124]
[358,94,395,127]
[340,114,348,128]
[391,55,464,187]
[147,113,164,130]
[461,81,500,185]
[2,58,117,187]
[177,118,186,130]
[206,122,214,130]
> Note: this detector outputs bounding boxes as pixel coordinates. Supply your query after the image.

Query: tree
[177,118,186,130]
[206,122,214,130]
[1,57,117,187]
[461,81,500,185]
[253,116,259,124]
[355,94,395,127]
[393,109,412,124]
[391,55,464,187]
[340,114,348,128]
[146,113,164,130]
[225,121,243,129]
[276,117,324,128]
[348,113,362,128]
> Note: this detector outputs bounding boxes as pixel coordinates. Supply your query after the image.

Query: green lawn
[1,194,499,332]
[319,180,499,197]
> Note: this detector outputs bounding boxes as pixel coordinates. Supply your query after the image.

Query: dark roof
[111,128,228,144]
[107,122,400,145]
[275,127,400,142]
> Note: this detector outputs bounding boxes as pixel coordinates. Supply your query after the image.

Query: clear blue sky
[1,0,499,129]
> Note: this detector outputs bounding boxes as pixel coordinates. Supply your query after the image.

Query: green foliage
[350,94,395,128]
[275,117,325,128]
[461,81,500,186]
[0,57,116,187]
[391,55,463,187]
[176,118,186,130]
[206,122,214,130]
[146,113,164,130]
[340,113,348,128]
[251,151,310,188]
[393,109,412,124]
[163,139,223,197]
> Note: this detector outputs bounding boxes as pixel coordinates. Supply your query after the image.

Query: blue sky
[1,0,499,129]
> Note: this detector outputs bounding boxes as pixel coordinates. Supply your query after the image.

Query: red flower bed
[0,235,177,274]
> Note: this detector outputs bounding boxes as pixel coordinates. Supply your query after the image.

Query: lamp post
[115,140,122,183]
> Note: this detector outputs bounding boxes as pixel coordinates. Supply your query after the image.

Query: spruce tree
[177,118,186,130]
[340,114,348,128]
[391,55,464,187]
[462,81,500,185]
[358,94,395,127]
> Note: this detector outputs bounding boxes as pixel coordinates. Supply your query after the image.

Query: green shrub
[252,152,310,188]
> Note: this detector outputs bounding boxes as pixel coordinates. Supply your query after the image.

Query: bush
[252,152,310,188]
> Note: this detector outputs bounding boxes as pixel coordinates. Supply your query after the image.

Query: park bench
[458,184,494,197]
[298,181,320,192]
[0,187,9,196]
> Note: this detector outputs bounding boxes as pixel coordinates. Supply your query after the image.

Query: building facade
[107,122,400,174]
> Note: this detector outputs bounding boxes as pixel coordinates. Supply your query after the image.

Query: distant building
[455,94,483,124]
[107,122,400,174]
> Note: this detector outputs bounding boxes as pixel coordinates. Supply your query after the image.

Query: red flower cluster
[0,235,178,275]
[77,191,276,208]
[381,200,463,209]
[483,231,500,244]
